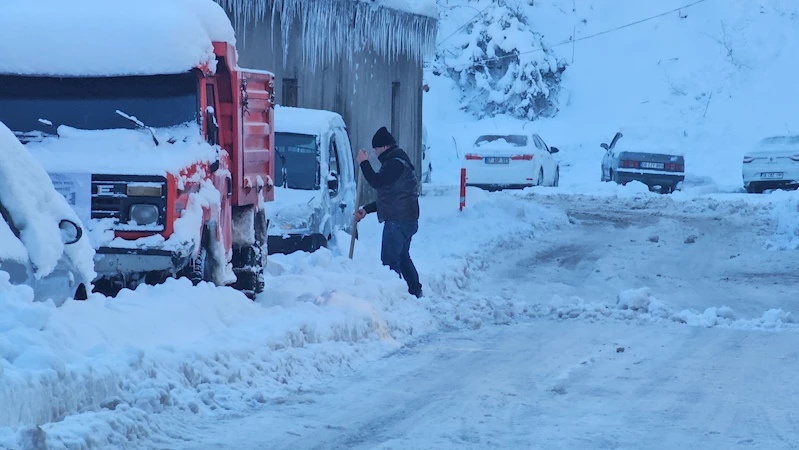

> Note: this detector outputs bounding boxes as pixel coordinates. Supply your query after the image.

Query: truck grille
[91,175,168,231]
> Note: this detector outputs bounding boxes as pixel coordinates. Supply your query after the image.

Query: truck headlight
[129,204,159,226]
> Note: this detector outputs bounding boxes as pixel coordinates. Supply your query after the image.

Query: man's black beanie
[372,126,396,148]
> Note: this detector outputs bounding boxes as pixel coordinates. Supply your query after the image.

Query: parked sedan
[464,133,560,191]
[600,132,685,194]
[742,136,799,193]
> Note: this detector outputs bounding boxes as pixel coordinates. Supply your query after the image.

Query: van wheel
[537,168,545,186]
[553,168,560,187]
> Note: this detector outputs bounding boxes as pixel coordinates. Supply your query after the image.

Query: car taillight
[665,163,684,172]
[465,154,483,160]
[621,160,639,169]
[510,154,534,161]
[743,156,755,164]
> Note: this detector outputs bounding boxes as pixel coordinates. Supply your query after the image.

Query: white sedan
[742,136,799,193]
[464,133,560,191]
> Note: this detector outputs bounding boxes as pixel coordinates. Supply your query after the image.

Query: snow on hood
[267,187,322,231]
[0,0,235,77]
[24,123,217,176]
[275,106,346,137]
[0,122,95,281]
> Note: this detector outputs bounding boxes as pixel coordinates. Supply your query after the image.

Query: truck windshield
[0,73,199,137]
[274,133,319,190]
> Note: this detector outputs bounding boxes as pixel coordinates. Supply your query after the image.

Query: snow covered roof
[219,0,438,69]
[0,0,236,77]
[0,122,96,282]
[275,106,347,137]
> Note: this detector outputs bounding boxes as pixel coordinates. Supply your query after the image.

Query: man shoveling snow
[355,127,423,298]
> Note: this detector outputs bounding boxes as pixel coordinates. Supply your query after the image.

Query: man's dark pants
[381,220,422,296]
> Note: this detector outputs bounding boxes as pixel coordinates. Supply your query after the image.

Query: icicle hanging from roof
[217,0,437,70]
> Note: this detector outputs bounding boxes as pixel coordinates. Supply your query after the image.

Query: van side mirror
[59,219,82,245]
[328,171,339,194]
[601,143,609,150]
[550,147,560,154]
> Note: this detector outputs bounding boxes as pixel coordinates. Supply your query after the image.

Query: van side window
[329,136,341,176]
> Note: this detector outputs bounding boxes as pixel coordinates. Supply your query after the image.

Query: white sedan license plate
[640,162,665,170]
[761,172,784,179]
[485,157,509,164]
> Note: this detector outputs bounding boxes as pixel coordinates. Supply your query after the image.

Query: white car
[742,136,799,193]
[0,121,95,304]
[464,133,560,191]
[268,106,357,254]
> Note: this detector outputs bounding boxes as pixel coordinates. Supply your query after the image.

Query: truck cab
[268,106,356,254]
[0,2,275,298]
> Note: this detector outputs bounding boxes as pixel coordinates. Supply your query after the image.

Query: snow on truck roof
[274,106,346,137]
[0,0,236,77]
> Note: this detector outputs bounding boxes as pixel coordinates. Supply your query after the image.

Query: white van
[268,107,357,254]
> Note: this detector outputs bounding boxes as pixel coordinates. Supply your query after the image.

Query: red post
[459,167,466,211]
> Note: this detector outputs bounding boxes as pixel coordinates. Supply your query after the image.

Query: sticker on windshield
[50,173,92,226]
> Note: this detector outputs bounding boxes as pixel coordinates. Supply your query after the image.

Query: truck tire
[186,245,211,286]
[232,207,267,299]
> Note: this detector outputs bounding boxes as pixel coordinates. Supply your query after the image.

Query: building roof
[0,0,236,77]
[219,0,438,69]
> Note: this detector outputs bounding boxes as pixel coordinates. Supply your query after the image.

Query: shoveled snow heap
[0,0,236,77]
[0,122,95,282]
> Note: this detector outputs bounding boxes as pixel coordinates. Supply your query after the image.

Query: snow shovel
[349,169,364,259]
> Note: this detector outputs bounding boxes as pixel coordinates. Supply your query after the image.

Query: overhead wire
[443,0,709,70]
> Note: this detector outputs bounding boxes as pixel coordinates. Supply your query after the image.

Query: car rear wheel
[746,183,763,194]
[537,168,545,186]
[554,168,560,187]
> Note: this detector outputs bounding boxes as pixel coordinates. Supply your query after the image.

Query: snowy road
[168,192,799,450]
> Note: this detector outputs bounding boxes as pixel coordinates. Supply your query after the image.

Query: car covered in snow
[742,136,799,193]
[464,133,560,191]
[268,106,356,254]
[600,131,685,194]
[0,121,95,304]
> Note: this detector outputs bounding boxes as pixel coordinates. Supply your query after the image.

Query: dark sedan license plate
[485,157,510,164]
[640,162,665,170]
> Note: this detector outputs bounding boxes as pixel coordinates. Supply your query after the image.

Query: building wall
[234,11,424,204]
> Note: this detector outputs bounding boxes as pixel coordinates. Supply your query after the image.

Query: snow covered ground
[3,185,797,449]
[2,0,799,449]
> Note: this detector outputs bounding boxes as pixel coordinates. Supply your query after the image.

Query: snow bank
[0,187,567,448]
[0,122,95,282]
[426,0,799,192]
[0,0,235,77]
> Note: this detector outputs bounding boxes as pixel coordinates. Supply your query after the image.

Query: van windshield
[274,132,320,190]
[0,73,199,141]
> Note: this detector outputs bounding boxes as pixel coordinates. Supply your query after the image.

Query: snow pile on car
[0,0,236,77]
[0,122,95,282]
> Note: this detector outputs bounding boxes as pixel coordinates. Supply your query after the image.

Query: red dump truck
[0,2,275,298]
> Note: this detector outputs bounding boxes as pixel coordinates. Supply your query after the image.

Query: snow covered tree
[436,0,566,120]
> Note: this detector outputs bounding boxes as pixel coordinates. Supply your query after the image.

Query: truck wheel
[186,245,211,286]
[232,208,267,299]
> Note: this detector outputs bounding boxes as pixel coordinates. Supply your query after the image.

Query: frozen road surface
[170,193,799,450]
